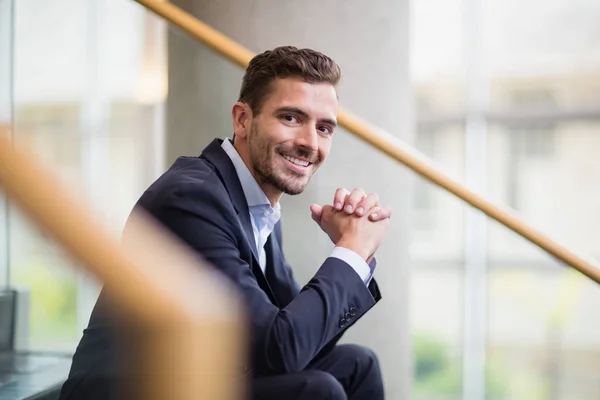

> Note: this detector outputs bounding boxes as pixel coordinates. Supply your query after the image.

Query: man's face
[245,77,338,196]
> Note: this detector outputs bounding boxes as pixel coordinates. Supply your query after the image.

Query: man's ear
[232,102,251,139]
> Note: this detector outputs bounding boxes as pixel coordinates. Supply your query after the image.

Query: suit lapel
[265,233,296,307]
[236,211,260,265]
[201,139,259,262]
[200,139,278,305]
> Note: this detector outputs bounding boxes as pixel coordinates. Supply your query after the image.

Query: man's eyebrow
[275,106,309,119]
[320,117,338,127]
[275,106,337,127]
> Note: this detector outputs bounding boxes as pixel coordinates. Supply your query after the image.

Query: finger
[333,188,350,211]
[309,203,322,223]
[368,206,392,221]
[343,188,366,214]
[321,204,335,216]
[354,192,379,216]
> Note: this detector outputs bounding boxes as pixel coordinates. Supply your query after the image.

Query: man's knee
[337,344,384,399]
[303,370,346,400]
[340,344,381,370]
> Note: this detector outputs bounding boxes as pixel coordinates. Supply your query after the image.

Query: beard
[248,122,321,196]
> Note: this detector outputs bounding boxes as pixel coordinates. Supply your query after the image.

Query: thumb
[309,203,322,223]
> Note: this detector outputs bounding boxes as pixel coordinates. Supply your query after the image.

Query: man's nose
[295,126,319,153]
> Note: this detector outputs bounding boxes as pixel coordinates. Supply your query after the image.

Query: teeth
[283,155,309,167]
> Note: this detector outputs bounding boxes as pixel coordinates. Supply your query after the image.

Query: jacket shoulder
[138,156,229,212]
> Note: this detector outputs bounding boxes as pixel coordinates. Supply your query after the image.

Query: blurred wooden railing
[135,0,600,284]
[0,126,246,399]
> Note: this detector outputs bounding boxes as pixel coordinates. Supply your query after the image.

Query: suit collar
[201,138,247,215]
[220,138,270,208]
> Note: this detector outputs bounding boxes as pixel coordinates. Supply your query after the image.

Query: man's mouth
[281,154,312,168]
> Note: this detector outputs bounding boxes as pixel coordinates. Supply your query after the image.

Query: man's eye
[318,126,333,134]
[282,115,298,123]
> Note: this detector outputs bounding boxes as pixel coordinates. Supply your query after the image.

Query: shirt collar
[221,138,280,213]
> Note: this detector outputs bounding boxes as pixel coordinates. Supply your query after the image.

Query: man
[59,46,391,400]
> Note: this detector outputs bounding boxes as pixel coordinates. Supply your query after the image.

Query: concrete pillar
[166,2,413,398]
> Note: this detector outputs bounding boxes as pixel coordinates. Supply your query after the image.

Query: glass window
[9,0,166,351]
[411,0,600,398]
[0,0,14,289]
[411,0,467,397]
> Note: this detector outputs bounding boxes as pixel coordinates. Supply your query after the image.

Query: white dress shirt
[221,138,375,284]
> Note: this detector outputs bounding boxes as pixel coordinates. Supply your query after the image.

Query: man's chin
[282,185,307,196]
[277,177,311,196]
[261,167,314,196]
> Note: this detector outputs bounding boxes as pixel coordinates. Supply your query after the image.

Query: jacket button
[349,307,357,316]
[344,312,351,320]
[339,318,347,328]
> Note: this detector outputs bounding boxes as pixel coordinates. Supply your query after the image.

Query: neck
[258,180,283,208]
[233,140,282,207]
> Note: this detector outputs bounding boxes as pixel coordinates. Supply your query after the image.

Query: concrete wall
[166,1,413,398]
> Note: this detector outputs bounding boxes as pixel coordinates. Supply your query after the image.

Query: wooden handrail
[0,126,246,399]
[135,0,600,284]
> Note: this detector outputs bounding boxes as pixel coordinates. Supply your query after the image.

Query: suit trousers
[251,344,384,400]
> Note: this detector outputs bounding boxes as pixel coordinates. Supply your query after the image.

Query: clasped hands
[310,188,392,262]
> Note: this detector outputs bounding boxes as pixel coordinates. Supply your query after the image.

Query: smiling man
[59,46,392,400]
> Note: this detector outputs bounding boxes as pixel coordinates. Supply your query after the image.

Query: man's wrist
[336,238,370,261]
[330,247,372,284]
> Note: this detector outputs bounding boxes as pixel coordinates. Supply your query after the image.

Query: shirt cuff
[367,257,377,285]
[330,246,374,285]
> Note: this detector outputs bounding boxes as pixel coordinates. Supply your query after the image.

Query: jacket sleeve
[155,186,380,376]
[273,221,382,358]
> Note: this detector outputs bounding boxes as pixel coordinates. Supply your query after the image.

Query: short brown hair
[238,46,341,115]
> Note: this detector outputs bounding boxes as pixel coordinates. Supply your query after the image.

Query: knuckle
[335,187,348,197]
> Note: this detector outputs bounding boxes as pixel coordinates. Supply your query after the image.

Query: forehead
[262,77,339,118]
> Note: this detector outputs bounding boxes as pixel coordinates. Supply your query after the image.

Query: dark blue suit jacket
[59,138,381,399]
